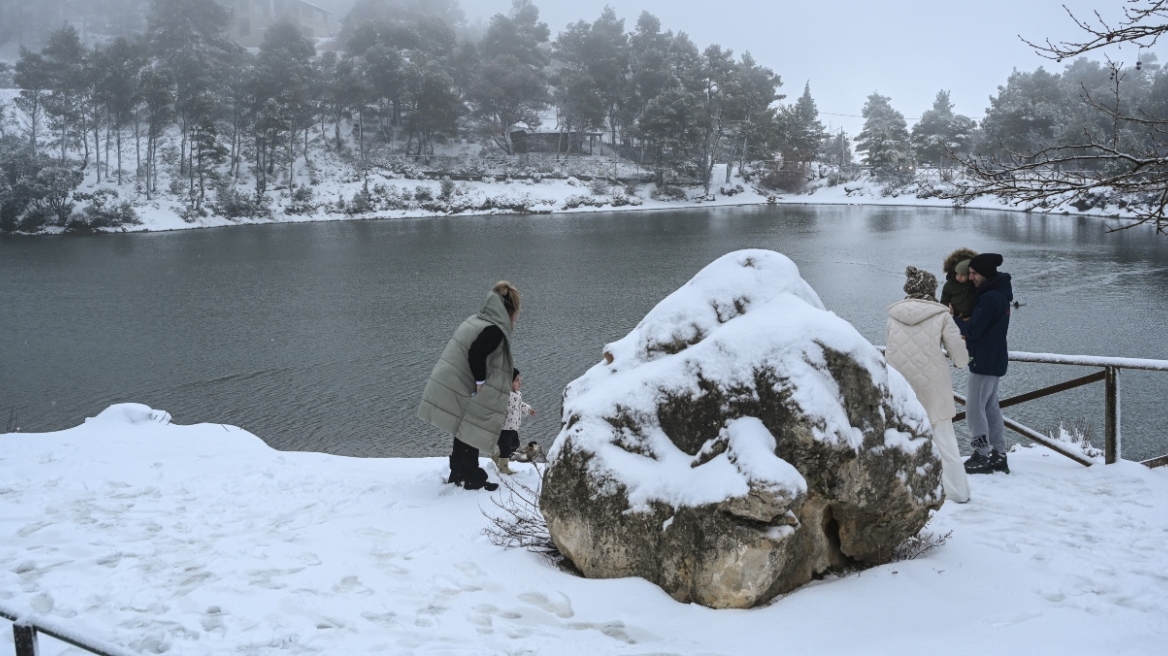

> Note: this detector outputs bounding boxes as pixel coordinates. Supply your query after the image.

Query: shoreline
[1,184,1140,238]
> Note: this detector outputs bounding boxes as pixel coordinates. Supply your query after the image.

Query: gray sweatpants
[967,372,1005,456]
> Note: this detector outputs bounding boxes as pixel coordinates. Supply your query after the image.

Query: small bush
[439,177,456,200]
[650,184,687,201]
[71,189,139,229]
[761,167,807,193]
[346,188,376,215]
[284,185,316,215]
[588,178,610,196]
[481,472,569,568]
[1048,419,1103,461]
[414,185,434,201]
[892,521,951,561]
[213,182,272,219]
[562,194,609,209]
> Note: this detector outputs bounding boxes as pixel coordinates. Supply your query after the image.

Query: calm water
[3,206,1168,460]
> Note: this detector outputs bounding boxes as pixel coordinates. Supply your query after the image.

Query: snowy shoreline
[2,159,1140,237]
[2,403,1166,655]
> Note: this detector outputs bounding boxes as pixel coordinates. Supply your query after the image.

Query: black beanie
[968,253,1003,277]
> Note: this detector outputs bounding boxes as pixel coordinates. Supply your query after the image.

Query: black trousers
[498,430,520,458]
[449,437,489,489]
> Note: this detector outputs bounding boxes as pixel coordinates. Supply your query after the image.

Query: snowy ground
[2,404,1167,655]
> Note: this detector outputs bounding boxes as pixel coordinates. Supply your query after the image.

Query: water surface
[3,205,1166,460]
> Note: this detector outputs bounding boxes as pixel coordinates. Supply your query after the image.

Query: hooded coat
[417,291,515,454]
[940,247,978,319]
[958,272,1013,377]
[885,299,969,423]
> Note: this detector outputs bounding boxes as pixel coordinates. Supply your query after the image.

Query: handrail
[1005,351,1168,372]
[0,602,137,656]
[878,347,1168,468]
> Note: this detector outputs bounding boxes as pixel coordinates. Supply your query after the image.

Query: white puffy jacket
[885,299,969,423]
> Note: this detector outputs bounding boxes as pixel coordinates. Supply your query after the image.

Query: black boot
[964,451,992,475]
[988,450,1010,474]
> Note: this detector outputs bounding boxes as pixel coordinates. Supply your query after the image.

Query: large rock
[540,250,944,609]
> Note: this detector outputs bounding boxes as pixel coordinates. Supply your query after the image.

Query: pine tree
[910,90,975,168]
[978,68,1067,156]
[855,92,910,177]
[252,19,317,190]
[781,82,826,165]
[468,18,550,155]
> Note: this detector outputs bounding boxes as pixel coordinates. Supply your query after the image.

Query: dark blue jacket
[958,272,1013,376]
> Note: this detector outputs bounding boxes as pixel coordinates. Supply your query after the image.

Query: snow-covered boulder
[540,250,944,609]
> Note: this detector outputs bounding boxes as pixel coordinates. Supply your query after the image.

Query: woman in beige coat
[886,266,971,503]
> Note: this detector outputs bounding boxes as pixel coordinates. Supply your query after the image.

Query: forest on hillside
[1,0,1166,232]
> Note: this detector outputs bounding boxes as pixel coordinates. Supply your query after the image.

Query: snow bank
[2,405,1168,654]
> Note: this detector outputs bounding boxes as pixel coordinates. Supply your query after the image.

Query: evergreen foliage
[910,90,975,167]
[855,92,910,178]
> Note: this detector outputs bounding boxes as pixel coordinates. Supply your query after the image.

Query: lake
[3,205,1167,460]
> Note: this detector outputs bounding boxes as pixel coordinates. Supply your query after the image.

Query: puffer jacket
[417,291,515,454]
[958,272,1013,377]
[885,298,968,423]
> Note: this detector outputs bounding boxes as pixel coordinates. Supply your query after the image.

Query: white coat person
[885,266,972,503]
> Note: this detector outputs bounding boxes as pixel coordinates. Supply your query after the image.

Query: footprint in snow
[16,522,52,538]
[567,619,636,644]
[332,575,374,595]
[360,611,398,628]
[200,605,227,638]
[518,591,574,618]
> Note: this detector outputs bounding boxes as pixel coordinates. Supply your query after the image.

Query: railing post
[1105,366,1122,464]
[14,621,39,656]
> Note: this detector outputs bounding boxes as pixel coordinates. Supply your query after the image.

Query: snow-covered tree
[467,0,550,154]
[910,90,976,168]
[781,82,827,164]
[820,130,854,168]
[855,92,909,176]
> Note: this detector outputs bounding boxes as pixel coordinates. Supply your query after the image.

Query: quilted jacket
[417,291,514,454]
[885,299,969,423]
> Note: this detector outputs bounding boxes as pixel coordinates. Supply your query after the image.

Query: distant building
[227,0,336,47]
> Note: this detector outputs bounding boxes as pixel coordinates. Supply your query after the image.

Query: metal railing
[0,603,135,656]
[949,350,1168,468]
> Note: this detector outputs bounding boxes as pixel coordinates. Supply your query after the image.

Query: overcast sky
[458,0,1164,135]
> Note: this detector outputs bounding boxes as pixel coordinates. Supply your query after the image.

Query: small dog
[511,441,546,464]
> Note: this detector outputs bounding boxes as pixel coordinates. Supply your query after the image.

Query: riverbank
[2,146,1144,236]
[1,403,1166,655]
[55,170,1148,235]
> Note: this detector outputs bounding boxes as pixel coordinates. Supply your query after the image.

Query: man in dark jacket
[957,253,1013,474]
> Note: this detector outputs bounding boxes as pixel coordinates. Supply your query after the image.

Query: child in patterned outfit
[494,368,535,475]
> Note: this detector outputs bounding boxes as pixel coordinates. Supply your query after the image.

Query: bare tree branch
[1022,1,1168,61]
[949,6,1168,234]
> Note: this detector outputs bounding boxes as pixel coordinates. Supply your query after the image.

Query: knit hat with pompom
[903,266,938,301]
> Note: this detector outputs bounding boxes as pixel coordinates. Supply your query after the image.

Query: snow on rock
[540,249,944,608]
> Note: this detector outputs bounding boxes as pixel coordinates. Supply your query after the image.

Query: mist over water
[3,205,1167,461]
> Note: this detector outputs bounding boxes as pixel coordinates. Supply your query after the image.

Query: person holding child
[418,281,522,492]
[493,368,536,475]
[886,266,972,503]
[958,253,1013,475]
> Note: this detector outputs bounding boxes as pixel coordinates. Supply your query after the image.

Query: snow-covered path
[2,404,1166,655]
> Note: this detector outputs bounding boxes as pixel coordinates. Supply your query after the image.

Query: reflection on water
[3,206,1167,460]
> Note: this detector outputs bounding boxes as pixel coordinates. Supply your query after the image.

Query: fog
[458,0,1162,135]
[2,0,1163,136]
